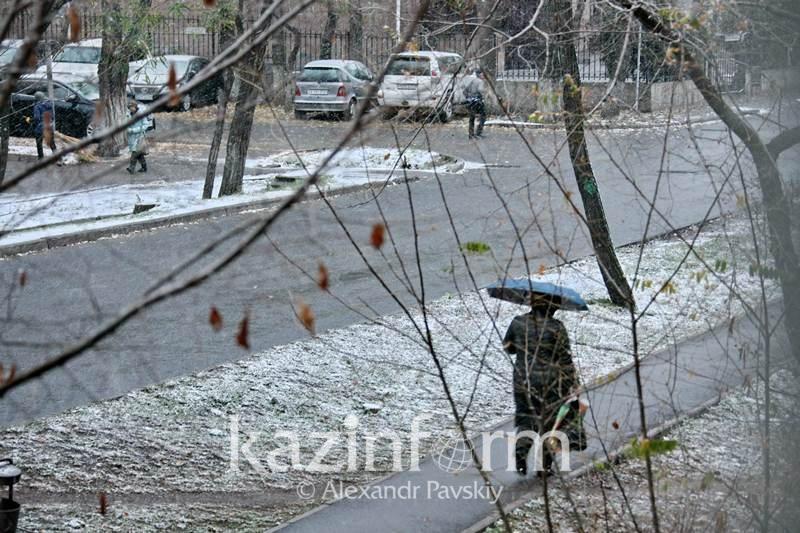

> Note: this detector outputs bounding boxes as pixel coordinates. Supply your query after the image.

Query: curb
[0,176,421,258]
[485,115,722,131]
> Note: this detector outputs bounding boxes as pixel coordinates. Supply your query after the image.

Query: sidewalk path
[277,304,787,532]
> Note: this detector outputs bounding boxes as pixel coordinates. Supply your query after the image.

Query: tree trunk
[0,99,8,187]
[554,0,634,308]
[348,0,363,62]
[203,69,234,199]
[218,39,267,197]
[620,0,800,363]
[287,24,301,70]
[320,0,337,60]
[97,2,129,158]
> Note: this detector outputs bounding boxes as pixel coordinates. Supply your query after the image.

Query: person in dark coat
[33,91,57,160]
[463,68,486,139]
[504,296,582,475]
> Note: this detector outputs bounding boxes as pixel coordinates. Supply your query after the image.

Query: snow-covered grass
[490,368,796,532]
[1,212,778,509]
[0,147,467,246]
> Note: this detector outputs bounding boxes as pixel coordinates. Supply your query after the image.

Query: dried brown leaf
[317,262,329,291]
[91,101,105,128]
[370,223,385,249]
[537,263,546,275]
[43,111,53,145]
[612,420,620,430]
[209,306,223,332]
[26,51,38,68]
[236,313,250,349]
[297,301,315,335]
[167,63,180,107]
[98,492,107,515]
[18,269,26,287]
[203,0,216,6]
[67,5,81,42]
[4,365,15,386]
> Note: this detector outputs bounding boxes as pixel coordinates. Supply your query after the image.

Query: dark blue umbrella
[485,279,589,311]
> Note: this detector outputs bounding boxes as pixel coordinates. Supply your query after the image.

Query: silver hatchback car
[293,60,374,120]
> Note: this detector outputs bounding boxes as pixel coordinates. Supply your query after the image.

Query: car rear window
[54,46,101,64]
[299,67,341,83]
[438,56,464,75]
[387,57,431,76]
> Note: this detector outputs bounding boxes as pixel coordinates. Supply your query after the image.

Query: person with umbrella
[488,280,588,475]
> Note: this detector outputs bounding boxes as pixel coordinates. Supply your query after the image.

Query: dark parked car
[10,74,154,140]
[128,55,222,111]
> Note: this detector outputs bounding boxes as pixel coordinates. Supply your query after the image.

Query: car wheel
[439,100,453,123]
[85,124,94,138]
[342,98,357,121]
[294,109,307,120]
[180,95,192,112]
[380,107,397,120]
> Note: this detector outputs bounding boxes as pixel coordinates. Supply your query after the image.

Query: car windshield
[0,47,17,66]
[387,57,431,76]
[133,59,191,81]
[54,46,101,64]
[298,67,340,83]
[68,80,100,100]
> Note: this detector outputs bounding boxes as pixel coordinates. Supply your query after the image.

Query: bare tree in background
[96,0,129,157]
[320,0,338,60]
[219,1,270,197]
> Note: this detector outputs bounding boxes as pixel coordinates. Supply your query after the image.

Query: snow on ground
[0,147,467,245]
[1,212,777,513]
[246,146,459,172]
[7,141,81,166]
[490,369,796,532]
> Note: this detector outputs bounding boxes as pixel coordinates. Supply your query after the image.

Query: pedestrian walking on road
[33,92,57,160]
[504,296,586,476]
[464,68,486,139]
[126,100,152,174]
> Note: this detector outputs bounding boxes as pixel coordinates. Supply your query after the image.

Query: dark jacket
[33,100,54,137]
[504,312,578,429]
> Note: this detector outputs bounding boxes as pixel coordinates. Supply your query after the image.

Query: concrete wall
[488,79,650,116]
[647,81,705,112]
[487,78,719,116]
[762,68,800,92]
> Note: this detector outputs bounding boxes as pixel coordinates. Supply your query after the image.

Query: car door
[57,83,94,138]
[343,62,366,103]
[49,82,82,137]
[10,81,42,137]
[184,59,206,104]
[437,55,466,103]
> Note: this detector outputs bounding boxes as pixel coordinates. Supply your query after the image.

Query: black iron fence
[5,11,777,88]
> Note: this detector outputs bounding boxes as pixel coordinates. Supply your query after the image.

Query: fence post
[496,32,505,77]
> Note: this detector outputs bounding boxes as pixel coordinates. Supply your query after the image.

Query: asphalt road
[0,110,794,426]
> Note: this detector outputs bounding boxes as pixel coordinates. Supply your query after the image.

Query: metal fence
[5,11,765,87]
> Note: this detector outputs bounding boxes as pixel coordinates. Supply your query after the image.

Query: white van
[377,51,467,122]
[36,38,103,81]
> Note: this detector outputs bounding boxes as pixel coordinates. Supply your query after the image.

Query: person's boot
[515,446,528,475]
[138,159,147,173]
